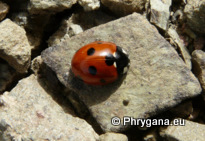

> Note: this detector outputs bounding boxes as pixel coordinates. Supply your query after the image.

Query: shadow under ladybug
[67,68,129,106]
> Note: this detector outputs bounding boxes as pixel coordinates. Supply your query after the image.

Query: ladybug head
[115,46,130,75]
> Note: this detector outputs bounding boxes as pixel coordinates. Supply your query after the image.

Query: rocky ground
[0,0,205,141]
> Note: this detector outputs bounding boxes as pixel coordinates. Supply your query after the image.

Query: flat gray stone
[0,75,99,141]
[41,13,202,132]
[160,119,205,141]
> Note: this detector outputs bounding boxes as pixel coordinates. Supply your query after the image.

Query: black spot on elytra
[88,66,97,75]
[87,48,95,56]
[100,79,106,83]
[105,53,115,66]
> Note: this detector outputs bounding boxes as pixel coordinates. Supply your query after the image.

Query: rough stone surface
[48,11,115,47]
[167,26,192,69]
[101,0,146,16]
[0,75,99,141]
[169,101,193,118]
[171,9,183,23]
[48,19,83,47]
[12,12,51,50]
[100,133,128,141]
[42,13,201,132]
[192,50,205,92]
[143,129,158,141]
[194,37,205,50]
[0,19,31,73]
[160,119,205,141]
[72,11,115,29]
[28,0,77,14]
[11,12,29,27]
[0,62,16,93]
[150,0,172,31]
[31,56,44,75]
[78,0,100,11]
[184,0,205,34]
[0,1,9,21]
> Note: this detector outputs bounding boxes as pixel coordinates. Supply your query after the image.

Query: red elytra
[71,41,130,85]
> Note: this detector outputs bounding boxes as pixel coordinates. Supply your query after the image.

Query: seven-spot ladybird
[71,41,130,85]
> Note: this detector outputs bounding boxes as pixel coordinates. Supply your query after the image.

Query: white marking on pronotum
[128,62,130,67]
[122,49,127,55]
[123,66,128,74]
[113,52,116,58]
[113,62,117,68]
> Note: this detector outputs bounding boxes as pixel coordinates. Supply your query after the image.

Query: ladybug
[71,41,130,85]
